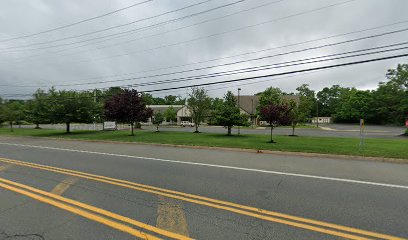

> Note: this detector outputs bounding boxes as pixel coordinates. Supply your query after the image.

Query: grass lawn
[0,127,407,159]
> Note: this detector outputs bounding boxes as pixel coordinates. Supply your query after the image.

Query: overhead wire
[2,27,407,88]
[6,0,356,64]
[2,48,407,98]
[0,0,282,53]
[0,0,239,50]
[8,18,404,86]
[0,0,154,42]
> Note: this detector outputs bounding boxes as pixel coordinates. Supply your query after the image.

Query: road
[18,123,407,139]
[0,136,407,239]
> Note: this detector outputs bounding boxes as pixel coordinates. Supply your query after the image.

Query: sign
[360,119,365,130]
[103,121,117,130]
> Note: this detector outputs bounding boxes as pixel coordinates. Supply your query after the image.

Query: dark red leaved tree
[260,104,291,143]
[104,89,153,136]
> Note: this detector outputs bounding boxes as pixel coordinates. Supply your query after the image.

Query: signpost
[359,119,365,151]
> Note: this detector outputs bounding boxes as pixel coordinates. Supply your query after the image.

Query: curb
[3,135,407,165]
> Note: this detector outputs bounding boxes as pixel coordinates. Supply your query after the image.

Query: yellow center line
[51,177,79,195]
[0,157,403,240]
[0,163,12,172]
[0,180,160,240]
[0,177,192,240]
[157,196,190,237]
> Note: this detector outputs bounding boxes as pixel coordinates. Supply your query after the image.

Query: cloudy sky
[0,0,407,99]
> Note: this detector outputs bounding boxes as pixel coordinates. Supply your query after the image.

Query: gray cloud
[0,0,407,99]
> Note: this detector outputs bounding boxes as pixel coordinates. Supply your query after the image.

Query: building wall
[176,106,191,124]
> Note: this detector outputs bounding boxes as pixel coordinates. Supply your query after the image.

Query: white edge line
[0,142,407,190]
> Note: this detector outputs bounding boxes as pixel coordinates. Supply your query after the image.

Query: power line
[102,45,408,90]
[0,0,236,50]
[152,69,327,97]
[125,44,408,87]
[8,0,355,63]
[4,52,408,100]
[13,18,404,86]
[0,0,154,42]
[64,0,358,63]
[3,27,407,88]
[0,0,282,53]
[139,53,408,93]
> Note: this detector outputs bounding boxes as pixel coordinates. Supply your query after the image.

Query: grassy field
[0,127,407,159]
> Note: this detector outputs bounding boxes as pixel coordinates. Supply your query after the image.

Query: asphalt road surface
[0,136,407,239]
[19,123,407,139]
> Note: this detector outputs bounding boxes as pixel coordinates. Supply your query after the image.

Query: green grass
[0,127,407,159]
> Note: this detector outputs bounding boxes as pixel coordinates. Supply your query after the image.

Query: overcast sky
[0,0,407,99]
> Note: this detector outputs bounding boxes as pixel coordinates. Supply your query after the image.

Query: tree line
[0,64,406,138]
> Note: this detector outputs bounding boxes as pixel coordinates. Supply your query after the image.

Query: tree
[141,93,155,105]
[152,112,164,132]
[386,63,408,90]
[164,106,177,124]
[316,85,348,117]
[104,89,153,136]
[0,97,4,126]
[207,97,223,125]
[335,89,373,123]
[286,85,316,136]
[296,84,316,117]
[260,103,291,143]
[188,88,211,133]
[1,100,25,131]
[48,89,98,133]
[258,87,284,112]
[25,89,49,129]
[214,91,247,135]
[164,95,177,105]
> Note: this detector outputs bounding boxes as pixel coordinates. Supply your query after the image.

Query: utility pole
[93,89,97,131]
[238,88,241,135]
[316,100,319,127]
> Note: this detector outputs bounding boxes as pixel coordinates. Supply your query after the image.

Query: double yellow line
[0,177,191,240]
[0,157,404,240]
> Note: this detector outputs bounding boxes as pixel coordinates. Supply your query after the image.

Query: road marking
[51,177,79,195]
[0,164,12,172]
[0,177,192,240]
[0,142,407,190]
[0,157,403,240]
[157,196,189,237]
[0,180,160,240]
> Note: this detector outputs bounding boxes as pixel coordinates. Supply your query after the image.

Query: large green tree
[214,91,247,135]
[48,89,99,133]
[377,63,408,124]
[163,106,177,124]
[296,84,316,117]
[258,87,284,111]
[316,85,348,117]
[335,89,373,123]
[25,89,50,128]
[188,87,211,133]
[1,100,25,131]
